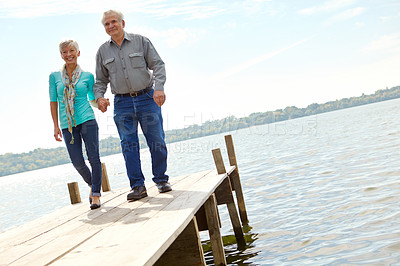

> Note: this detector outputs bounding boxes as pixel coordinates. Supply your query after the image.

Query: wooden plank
[204,193,226,266]
[1,188,133,265]
[0,172,202,265]
[50,170,228,266]
[0,187,127,251]
[1,168,236,265]
[7,170,215,265]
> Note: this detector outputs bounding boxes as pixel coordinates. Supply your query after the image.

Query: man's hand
[97,97,110,112]
[153,90,166,107]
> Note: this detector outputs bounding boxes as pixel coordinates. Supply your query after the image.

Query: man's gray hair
[101,10,124,25]
[59,40,79,54]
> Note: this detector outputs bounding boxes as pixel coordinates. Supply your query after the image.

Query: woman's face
[61,45,80,65]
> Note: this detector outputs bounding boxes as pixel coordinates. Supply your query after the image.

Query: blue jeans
[62,119,102,196]
[114,89,168,188]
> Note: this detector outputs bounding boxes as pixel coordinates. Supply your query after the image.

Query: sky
[0,0,399,155]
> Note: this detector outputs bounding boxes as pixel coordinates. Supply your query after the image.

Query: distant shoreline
[1,85,399,177]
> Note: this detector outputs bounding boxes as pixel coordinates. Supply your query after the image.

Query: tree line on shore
[1,85,399,177]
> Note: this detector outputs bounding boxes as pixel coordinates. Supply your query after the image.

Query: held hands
[97,97,110,112]
[153,90,166,107]
[54,127,62,142]
[97,91,163,112]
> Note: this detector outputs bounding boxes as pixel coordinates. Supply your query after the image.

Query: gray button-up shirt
[93,32,166,99]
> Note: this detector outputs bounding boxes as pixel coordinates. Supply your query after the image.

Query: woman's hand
[54,127,62,142]
[90,99,98,108]
[50,102,62,141]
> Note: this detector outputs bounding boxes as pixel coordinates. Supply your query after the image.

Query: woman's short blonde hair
[59,40,79,54]
[101,10,124,25]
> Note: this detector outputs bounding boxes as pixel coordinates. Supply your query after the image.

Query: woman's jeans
[62,119,102,196]
[114,89,168,189]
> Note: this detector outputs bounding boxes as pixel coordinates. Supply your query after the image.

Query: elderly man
[94,10,171,201]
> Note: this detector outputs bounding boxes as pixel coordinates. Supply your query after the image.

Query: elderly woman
[49,40,102,210]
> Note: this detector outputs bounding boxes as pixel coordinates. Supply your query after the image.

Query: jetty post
[224,135,249,225]
[101,162,111,192]
[212,148,246,248]
[204,193,226,265]
[67,163,111,205]
[67,182,81,204]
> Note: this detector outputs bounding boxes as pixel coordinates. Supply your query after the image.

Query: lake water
[1,99,400,265]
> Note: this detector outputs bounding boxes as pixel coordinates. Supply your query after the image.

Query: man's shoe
[127,186,148,201]
[156,181,172,193]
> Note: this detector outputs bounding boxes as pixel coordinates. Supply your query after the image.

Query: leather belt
[116,87,152,97]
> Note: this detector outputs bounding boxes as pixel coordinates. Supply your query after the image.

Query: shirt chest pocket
[104,57,116,73]
[129,52,146,69]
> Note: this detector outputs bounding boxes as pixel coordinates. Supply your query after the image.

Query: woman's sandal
[90,197,101,210]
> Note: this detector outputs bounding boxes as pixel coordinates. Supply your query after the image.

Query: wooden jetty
[0,135,248,265]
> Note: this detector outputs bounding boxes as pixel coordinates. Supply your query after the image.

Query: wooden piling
[224,135,238,167]
[212,148,245,247]
[212,148,226,175]
[101,163,111,192]
[215,178,245,248]
[224,135,249,225]
[67,182,81,204]
[204,193,226,266]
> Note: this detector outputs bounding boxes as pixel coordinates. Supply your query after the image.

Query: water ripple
[2,99,400,264]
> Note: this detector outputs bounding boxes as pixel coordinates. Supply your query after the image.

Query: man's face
[103,14,125,39]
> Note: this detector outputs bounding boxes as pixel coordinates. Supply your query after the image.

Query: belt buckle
[129,91,139,97]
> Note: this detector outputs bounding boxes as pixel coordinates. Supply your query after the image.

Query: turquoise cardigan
[49,71,96,130]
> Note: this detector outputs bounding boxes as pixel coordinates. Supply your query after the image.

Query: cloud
[146,1,226,19]
[0,0,281,20]
[0,0,140,18]
[363,34,400,53]
[353,21,365,29]
[0,0,227,19]
[213,37,312,80]
[331,7,365,21]
[298,0,357,15]
[239,0,276,15]
[379,16,392,22]
[131,25,206,48]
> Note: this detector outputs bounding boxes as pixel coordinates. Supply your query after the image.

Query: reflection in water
[202,226,260,265]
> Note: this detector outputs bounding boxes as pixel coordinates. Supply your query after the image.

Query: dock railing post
[224,135,249,225]
[204,193,227,266]
[212,148,245,248]
[101,163,111,192]
[212,148,226,175]
[67,182,81,204]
